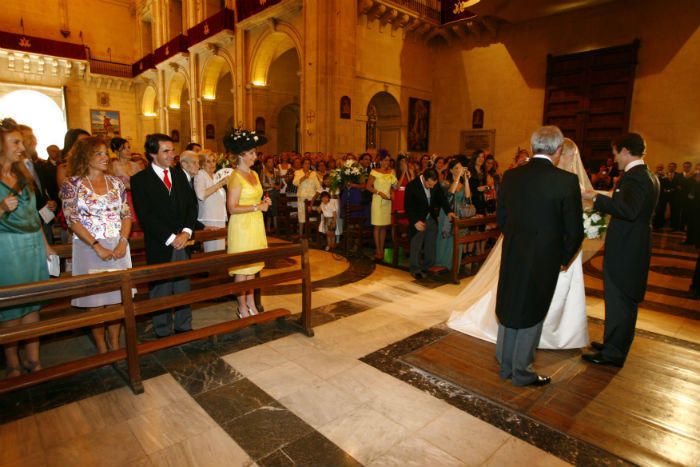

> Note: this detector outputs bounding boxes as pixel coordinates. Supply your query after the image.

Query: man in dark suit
[131,134,198,337]
[404,168,455,279]
[582,133,660,366]
[496,126,583,387]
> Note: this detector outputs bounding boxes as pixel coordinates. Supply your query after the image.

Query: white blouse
[194,169,227,224]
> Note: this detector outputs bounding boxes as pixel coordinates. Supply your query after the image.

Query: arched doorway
[141,85,160,136]
[250,30,301,154]
[201,55,234,153]
[277,103,300,153]
[366,92,400,156]
[0,89,67,159]
[167,73,190,152]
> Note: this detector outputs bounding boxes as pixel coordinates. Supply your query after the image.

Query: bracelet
[119,236,127,243]
[91,239,99,247]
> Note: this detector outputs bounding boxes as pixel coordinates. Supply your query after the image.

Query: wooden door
[543,41,639,169]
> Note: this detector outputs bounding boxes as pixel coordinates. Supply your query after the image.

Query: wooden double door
[543,41,639,169]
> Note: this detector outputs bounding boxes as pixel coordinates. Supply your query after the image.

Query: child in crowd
[316,191,338,251]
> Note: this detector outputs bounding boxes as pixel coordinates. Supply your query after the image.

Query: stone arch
[167,71,190,109]
[141,86,157,116]
[200,52,235,99]
[249,22,303,86]
[366,91,401,154]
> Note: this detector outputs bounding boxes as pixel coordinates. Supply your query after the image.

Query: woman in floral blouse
[60,136,132,354]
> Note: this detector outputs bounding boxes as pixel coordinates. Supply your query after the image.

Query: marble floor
[0,232,698,466]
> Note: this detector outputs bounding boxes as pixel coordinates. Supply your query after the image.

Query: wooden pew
[0,241,313,395]
[450,215,500,284]
[390,211,410,267]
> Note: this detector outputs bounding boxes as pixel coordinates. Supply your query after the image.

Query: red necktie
[163,169,172,190]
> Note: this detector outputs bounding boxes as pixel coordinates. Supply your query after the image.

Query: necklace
[85,174,108,195]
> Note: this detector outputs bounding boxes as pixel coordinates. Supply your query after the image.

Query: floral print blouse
[60,175,131,239]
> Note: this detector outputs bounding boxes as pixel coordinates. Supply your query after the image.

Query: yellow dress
[227,170,268,275]
[370,169,398,226]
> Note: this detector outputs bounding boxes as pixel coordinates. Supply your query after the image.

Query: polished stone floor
[0,232,698,466]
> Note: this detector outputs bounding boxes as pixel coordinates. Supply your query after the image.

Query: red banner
[236,0,283,22]
[0,30,87,60]
[153,34,189,64]
[187,8,235,46]
[441,0,477,25]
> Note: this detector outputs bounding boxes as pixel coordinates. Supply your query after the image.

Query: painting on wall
[407,97,430,152]
[205,124,215,139]
[90,109,120,138]
[340,96,351,119]
[97,92,110,107]
[472,108,484,129]
[171,129,180,142]
[460,129,495,155]
[255,117,266,135]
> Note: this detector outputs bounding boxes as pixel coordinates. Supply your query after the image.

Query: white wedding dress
[447,144,593,349]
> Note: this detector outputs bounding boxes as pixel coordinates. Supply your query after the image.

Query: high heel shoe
[5,366,22,378]
[22,360,41,373]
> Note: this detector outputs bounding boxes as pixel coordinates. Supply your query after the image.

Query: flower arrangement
[329,160,366,193]
[583,209,608,239]
[216,153,234,171]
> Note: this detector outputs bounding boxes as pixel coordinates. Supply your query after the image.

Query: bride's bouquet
[582,209,608,239]
[329,160,366,193]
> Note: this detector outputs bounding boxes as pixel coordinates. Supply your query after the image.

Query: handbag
[458,197,477,219]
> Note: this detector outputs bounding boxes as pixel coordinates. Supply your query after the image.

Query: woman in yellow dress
[367,151,397,260]
[225,129,271,318]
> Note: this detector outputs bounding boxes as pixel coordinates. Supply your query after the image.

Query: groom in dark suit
[582,133,660,366]
[131,134,198,337]
[404,168,455,279]
[496,126,583,387]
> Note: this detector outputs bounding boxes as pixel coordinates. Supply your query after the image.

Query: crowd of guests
[2,113,699,377]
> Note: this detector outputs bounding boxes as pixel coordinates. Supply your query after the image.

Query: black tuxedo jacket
[595,164,660,302]
[495,157,584,329]
[404,177,452,236]
[131,165,198,264]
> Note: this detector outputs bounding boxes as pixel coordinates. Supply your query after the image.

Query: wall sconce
[252,80,266,87]
[143,112,157,117]
[169,104,180,109]
[202,94,216,101]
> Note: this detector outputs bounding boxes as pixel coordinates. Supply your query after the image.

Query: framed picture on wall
[460,129,496,155]
[408,97,430,151]
[340,96,351,119]
[205,124,215,139]
[171,130,180,142]
[90,109,121,138]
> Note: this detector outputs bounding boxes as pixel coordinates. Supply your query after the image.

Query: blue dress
[435,188,469,270]
[0,181,48,321]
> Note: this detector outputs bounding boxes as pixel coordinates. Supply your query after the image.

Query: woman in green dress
[0,118,55,377]
[435,158,473,270]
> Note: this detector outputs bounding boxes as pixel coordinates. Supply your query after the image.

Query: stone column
[189,52,203,143]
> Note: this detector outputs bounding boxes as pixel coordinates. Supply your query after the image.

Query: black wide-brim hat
[223,128,268,154]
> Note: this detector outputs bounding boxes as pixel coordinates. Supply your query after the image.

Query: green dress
[435,188,469,270]
[0,181,48,321]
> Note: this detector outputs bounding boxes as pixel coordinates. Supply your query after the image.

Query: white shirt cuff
[165,234,176,246]
[182,228,193,238]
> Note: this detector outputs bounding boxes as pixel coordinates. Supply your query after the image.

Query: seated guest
[405,168,455,279]
[225,129,271,318]
[0,118,54,376]
[131,134,197,337]
[194,151,228,252]
[60,137,132,353]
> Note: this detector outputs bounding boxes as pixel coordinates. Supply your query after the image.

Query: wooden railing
[450,215,500,284]
[0,240,313,395]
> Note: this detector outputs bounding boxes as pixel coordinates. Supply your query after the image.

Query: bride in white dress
[447,138,592,349]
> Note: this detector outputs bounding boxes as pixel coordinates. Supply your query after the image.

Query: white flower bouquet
[329,160,366,192]
[582,209,608,239]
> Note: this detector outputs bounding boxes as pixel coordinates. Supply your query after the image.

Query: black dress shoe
[582,352,623,367]
[516,375,551,387]
[590,341,604,351]
[412,272,426,280]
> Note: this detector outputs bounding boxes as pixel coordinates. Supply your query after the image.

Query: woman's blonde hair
[68,136,107,177]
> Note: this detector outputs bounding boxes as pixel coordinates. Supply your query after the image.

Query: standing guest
[316,191,338,251]
[194,151,228,252]
[582,133,660,366]
[469,150,488,215]
[109,138,141,189]
[654,162,680,229]
[261,157,281,233]
[179,150,206,232]
[592,164,613,190]
[483,155,500,214]
[293,158,321,235]
[496,126,583,386]
[131,134,197,338]
[405,168,455,279]
[680,161,695,241]
[666,162,684,231]
[18,124,58,243]
[37,144,61,202]
[605,157,620,179]
[60,137,132,353]
[57,129,90,189]
[509,148,530,170]
[225,129,271,318]
[688,169,700,298]
[435,158,473,270]
[367,151,397,261]
[434,156,448,187]
[185,142,202,153]
[420,154,432,172]
[393,154,414,217]
[0,118,54,377]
